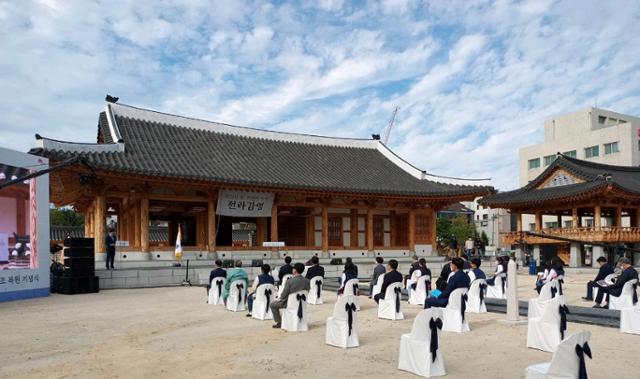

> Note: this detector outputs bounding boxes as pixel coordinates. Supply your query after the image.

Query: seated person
[369,257,386,298]
[222,260,249,305]
[425,257,470,308]
[582,256,614,301]
[346,257,359,277]
[409,258,432,291]
[205,259,227,297]
[278,256,293,285]
[338,261,358,295]
[467,258,486,282]
[373,259,403,303]
[435,257,452,291]
[246,264,275,317]
[594,257,639,308]
[305,256,325,279]
[486,256,505,286]
[270,262,310,328]
[405,255,420,285]
[535,258,562,293]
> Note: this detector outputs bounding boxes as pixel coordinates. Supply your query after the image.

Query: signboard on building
[216,190,274,217]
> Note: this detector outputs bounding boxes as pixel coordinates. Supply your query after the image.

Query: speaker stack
[54,238,99,295]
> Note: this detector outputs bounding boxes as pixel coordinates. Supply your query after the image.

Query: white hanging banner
[216,190,274,217]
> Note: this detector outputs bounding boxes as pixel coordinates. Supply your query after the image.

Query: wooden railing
[501,226,640,245]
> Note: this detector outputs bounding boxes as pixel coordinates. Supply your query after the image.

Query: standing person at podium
[105,229,116,270]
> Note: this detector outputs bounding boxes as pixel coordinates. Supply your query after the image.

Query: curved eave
[35,136,124,153]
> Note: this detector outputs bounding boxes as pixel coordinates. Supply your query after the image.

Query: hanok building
[31,102,491,262]
[482,154,640,267]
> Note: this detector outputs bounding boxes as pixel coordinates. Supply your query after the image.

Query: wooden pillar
[430,208,437,252]
[366,207,374,252]
[321,203,329,252]
[535,211,542,231]
[350,209,358,248]
[408,209,416,251]
[134,200,141,248]
[257,217,267,247]
[94,194,106,254]
[515,213,522,232]
[615,206,622,227]
[140,196,149,253]
[15,196,26,235]
[84,205,92,238]
[594,205,601,228]
[572,207,578,228]
[556,212,562,228]
[270,204,278,242]
[207,196,216,252]
[389,210,396,246]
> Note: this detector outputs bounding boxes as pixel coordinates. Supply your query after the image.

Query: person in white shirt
[486,256,505,286]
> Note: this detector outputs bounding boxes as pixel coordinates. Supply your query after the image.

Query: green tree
[480,230,489,246]
[449,215,476,246]
[50,207,84,226]
[436,216,452,247]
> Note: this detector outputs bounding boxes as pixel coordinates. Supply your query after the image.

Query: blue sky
[1,0,639,190]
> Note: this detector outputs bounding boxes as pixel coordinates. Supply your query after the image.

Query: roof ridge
[560,153,640,173]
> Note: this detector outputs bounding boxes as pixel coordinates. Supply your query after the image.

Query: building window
[415,215,429,238]
[543,154,557,166]
[604,142,619,154]
[328,216,343,246]
[482,214,488,220]
[528,158,541,169]
[373,216,384,246]
[563,150,577,158]
[584,145,599,158]
[598,115,606,124]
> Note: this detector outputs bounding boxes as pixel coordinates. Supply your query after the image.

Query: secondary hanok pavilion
[31,101,491,261]
[481,153,640,267]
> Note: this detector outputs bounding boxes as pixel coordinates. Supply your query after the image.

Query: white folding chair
[525,331,592,379]
[620,303,640,335]
[342,278,360,310]
[307,276,324,305]
[398,308,446,378]
[252,283,276,320]
[378,282,404,320]
[278,274,293,298]
[406,270,422,299]
[466,279,487,313]
[442,288,470,333]
[486,273,506,299]
[608,279,638,310]
[281,290,309,332]
[372,273,385,298]
[593,273,616,300]
[226,280,247,312]
[528,281,557,319]
[527,296,568,352]
[326,294,359,349]
[409,275,431,306]
[208,277,226,305]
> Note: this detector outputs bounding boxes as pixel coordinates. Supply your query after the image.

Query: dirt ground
[1,273,638,379]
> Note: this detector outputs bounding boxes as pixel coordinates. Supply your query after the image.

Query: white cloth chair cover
[466,279,487,313]
[528,281,557,319]
[208,277,226,305]
[620,304,640,334]
[281,290,309,332]
[527,296,566,352]
[252,283,276,320]
[409,275,431,306]
[524,331,592,379]
[278,274,293,298]
[326,294,359,348]
[226,280,247,312]
[378,282,404,320]
[307,276,324,305]
[486,273,506,299]
[446,271,454,282]
[406,270,422,299]
[342,278,360,310]
[398,308,446,378]
[593,273,616,300]
[608,279,638,310]
[372,273,385,298]
[442,288,470,333]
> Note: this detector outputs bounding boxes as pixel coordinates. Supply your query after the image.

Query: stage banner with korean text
[216,190,274,217]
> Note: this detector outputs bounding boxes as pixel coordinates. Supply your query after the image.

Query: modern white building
[462,199,513,252]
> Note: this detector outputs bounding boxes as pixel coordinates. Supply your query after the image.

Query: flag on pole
[175,223,183,260]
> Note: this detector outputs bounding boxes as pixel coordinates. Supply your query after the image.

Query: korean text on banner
[216,190,274,217]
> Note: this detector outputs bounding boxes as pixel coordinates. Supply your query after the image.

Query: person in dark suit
[373,259,402,303]
[468,258,486,282]
[369,256,386,298]
[594,257,639,308]
[424,257,470,309]
[436,257,452,291]
[305,256,325,279]
[346,257,358,277]
[205,259,227,297]
[278,256,293,284]
[583,256,614,300]
[271,262,311,328]
[105,230,116,270]
[405,255,420,284]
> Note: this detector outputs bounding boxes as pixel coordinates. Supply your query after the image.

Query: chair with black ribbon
[608,278,638,310]
[208,277,226,305]
[281,290,309,332]
[378,282,404,320]
[342,278,361,311]
[620,288,640,334]
[442,287,470,333]
[528,280,557,319]
[307,276,324,305]
[409,275,431,306]
[252,283,276,320]
[524,331,591,379]
[527,296,564,352]
[398,308,446,377]
[466,278,487,313]
[226,280,247,312]
[326,294,359,348]
[277,274,293,299]
[486,272,506,299]
[406,270,422,301]
[371,273,385,298]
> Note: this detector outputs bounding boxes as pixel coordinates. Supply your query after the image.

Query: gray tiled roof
[33,103,492,198]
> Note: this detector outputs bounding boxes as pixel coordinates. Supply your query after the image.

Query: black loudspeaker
[223,259,234,268]
[251,259,263,267]
[57,276,99,295]
[64,238,94,248]
[64,247,94,258]
[64,257,95,277]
